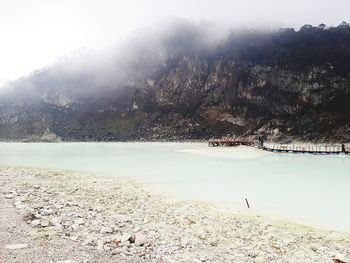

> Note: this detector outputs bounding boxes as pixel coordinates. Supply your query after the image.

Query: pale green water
[0,142,349,231]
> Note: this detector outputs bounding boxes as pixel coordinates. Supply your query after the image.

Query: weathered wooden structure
[208,137,254,147]
[263,143,350,155]
[208,137,350,155]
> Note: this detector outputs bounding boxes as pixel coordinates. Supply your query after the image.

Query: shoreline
[1,166,350,262]
[176,145,271,159]
[140,177,350,234]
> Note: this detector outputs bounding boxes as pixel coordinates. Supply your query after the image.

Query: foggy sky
[1,0,350,86]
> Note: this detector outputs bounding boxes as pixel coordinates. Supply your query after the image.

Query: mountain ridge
[1,20,350,142]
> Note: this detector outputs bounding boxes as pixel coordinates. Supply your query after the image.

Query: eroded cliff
[1,21,350,142]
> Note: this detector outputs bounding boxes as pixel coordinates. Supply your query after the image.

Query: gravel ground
[0,167,350,263]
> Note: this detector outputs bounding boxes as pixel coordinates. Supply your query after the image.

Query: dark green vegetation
[1,20,350,142]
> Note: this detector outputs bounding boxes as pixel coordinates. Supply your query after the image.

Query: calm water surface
[0,142,349,231]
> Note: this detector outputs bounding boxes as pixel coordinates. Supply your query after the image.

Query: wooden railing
[208,138,350,154]
[209,137,254,144]
[263,143,346,154]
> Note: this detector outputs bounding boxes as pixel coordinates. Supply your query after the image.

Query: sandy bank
[176,145,271,159]
[1,167,349,263]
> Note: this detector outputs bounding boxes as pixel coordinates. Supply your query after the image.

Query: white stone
[42,208,54,216]
[5,244,28,250]
[121,233,132,242]
[51,217,62,226]
[31,219,41,227]
[134,232,148,246]
[74,218,85,225]
[40,219,50,227]
[100,226,113,234]
[97,240,104,252]
[103,244,111,251]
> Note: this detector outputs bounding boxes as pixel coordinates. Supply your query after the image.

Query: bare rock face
[41,129,62,142]
[1,22,350,142]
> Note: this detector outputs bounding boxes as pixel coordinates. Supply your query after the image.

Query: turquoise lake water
[0,142,349,231]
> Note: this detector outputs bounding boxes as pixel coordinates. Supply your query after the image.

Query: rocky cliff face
[1,21,350,142]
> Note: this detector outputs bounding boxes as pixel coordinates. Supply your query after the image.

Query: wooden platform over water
[263,143,350,155]
[208,138,350,155]
[208,138,254,147]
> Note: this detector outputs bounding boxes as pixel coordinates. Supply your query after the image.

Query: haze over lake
[1,142,349,231]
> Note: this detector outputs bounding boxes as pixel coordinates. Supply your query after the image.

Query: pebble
[121,233,132,242]
[103,244,111,251]
[31,219,41,227]
[40,219,51,227]
[134,232,148,246]
[97,240,104,252]
[5,243,29,250]
[100,226,113,234]
[51,217,62,226]
[42,208,54,216]
[74,218,85,225]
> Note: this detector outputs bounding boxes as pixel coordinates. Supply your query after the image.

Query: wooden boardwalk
[208,137,350,155]
[263,143,350,155]
[208,137,254,147]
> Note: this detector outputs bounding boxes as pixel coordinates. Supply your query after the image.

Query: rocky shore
[1,167,350,263]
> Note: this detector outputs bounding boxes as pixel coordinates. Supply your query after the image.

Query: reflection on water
[0,142,349,231]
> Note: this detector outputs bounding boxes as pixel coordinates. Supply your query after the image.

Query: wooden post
[245,198,250,208]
